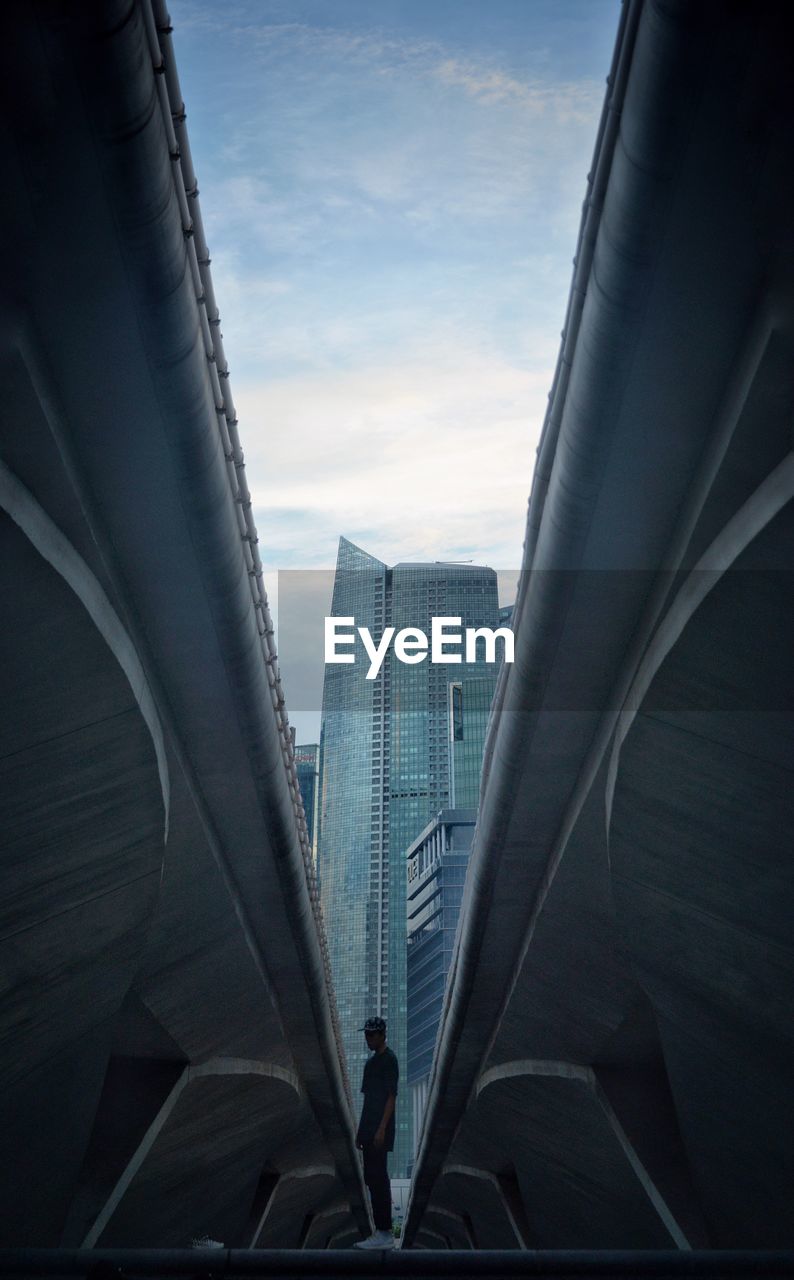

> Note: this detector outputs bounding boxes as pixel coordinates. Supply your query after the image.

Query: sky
[168,0,621,738]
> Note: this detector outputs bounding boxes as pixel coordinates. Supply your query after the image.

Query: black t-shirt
[357,1046,399,1150]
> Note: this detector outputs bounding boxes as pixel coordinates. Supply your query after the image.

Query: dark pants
[362,1143,392,1231]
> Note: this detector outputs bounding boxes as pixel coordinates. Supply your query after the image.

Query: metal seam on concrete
[0,458,170,840]
[606,449,794,834]
[82,1059,302,1249]
[475,1061,691,1249]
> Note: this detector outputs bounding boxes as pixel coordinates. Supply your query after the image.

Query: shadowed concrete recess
[405,0,794,1252]
[0,0,369,1248]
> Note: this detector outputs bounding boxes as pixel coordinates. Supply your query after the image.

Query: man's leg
[362,1144,392,1232]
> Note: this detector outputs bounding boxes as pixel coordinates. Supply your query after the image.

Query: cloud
[433,58,602,122]
[167,0,617,739]
[173,0,605,570]
[207,17,446,75]
[240,342,547,576]
[184,6,604,243]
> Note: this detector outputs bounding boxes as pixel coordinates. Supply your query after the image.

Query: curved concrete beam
[328,1227,360,1247]
[405,2,763,1236]
[309,1200,350,1220]
[0,459,169,837]
[440,1165,526,1248]
[190,1059,302,1095]
[406,0,794,1245]
[416,1227,448,1248]
[303,1200,352,1246]
[82,1059,301,1247]
[476,1060,690,1248]
[477,1059,591,1096]
[252,1165,342,1248]
[426,1204,473,1248]
[606,451,794,832]
[482,312,778,1080]
[2,1,368,1237]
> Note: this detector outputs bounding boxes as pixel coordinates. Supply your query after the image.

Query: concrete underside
[407,0,794,1252]
[0,0,368,1249]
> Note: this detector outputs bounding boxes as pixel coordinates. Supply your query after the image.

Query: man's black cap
[359,1016,386,1034]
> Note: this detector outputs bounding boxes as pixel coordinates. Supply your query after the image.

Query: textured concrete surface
[431,1169,525,1250]
[405,0,794,1251]
[0,0,368,1249]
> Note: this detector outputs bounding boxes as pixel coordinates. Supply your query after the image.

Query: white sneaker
[354,1229,394,1249]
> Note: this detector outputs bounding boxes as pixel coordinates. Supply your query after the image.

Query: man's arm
[373,1091,395,1149]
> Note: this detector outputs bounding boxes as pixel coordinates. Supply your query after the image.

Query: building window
[451,683,464,742]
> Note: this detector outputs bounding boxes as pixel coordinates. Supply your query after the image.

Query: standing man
[354,1016,398,1249]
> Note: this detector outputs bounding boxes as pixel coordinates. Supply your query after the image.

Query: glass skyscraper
[405,666,503,1167]
[294,743,319,863]
[449,675,499,808]
[318,537,500,1175]
[406,808,477,1167]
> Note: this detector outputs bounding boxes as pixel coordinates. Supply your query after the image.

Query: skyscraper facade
[449,675,498,807]
[294,743,320,862]
[406,808,477,1166]
[406,670,502,1167]
[318,537,500,1175]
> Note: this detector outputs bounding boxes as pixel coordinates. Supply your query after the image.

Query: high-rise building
[318,537,387,1120]
[294,743,320,863]
[318,537,500,1175]
[406,808,477,1167]
[449,675,498,808]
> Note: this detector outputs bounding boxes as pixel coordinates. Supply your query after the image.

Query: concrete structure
[406,810,476,1167]
[405,0,794,1252]
[0,0,369,1248]
[319,541,499,1175]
